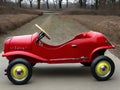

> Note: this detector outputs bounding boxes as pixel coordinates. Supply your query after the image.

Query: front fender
[90,45,115,61]
[2,51,47,62]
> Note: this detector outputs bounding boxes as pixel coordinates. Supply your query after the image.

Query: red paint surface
[2,31,115,64]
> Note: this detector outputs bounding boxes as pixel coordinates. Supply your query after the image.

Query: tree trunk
[53,0,57,9]
[110,0,116,9]
[95,0,98,9]
[66,0,68,8]
[4,0,6,2]
[37,0,41,9]
[19,0,22,7]
[79,0,82,7]
[119,0,120,8]
[111,0,116,3]
[30,1,32,8]
[83,0,86,7]
[59,0,62,9]
[46,0,49,9]
[0,0,3,3]
[0,0,3,4]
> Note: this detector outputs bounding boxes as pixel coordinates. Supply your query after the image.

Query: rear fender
[90,45,115,61]
[2,51,47,62]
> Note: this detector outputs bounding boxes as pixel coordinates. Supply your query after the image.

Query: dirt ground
[0,14,38,34]
[63,15,120,58]
[0,6,43,34]
[62,8,120,16]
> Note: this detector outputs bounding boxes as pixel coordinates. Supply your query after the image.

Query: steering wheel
[35,24,51,40]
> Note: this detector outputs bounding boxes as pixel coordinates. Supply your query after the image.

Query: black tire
[81,62,91,66]
[9,61,11,64]
[91,55,115,81]
[31,63,36,67]
[7,58,32,85]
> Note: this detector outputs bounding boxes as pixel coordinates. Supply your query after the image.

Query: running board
[49,57,89,61]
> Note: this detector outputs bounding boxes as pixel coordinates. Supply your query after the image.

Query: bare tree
[59,0,62,9]
[107,0,116,9]
[95,0,99,9]
[73,0,77,7]
[53,0,57,9]
[119,0,120,7]
[15,0,18,3]
[79,0,83,7]
[111,0,116,8]
[28,0,34,8]
[111,0,116,4]
[99,0,106,8]
[0,0,3,3]
[37,0,41,9]
[46,0,49,9]
[18,0,23,7]
[0,0,3,7]
[66,0,68,8]
[0,0,6,3]
[83,0,87,7]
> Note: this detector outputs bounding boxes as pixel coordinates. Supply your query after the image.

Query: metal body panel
[2,31,115,64]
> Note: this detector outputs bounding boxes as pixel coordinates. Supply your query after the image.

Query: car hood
[10,34,32,50]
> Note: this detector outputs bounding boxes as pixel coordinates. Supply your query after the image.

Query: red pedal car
[2,24,115,85]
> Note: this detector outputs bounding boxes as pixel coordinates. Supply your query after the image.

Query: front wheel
[91,55,115,81]
[7,58,32,85]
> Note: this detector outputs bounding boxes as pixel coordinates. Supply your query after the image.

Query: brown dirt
[62,8,120,16]
[0,6,43,35]
[0,14,38,34]
[63,15,120,58]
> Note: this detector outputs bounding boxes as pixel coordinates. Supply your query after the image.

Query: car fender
[90,45,115,61]
[2,51,47,62]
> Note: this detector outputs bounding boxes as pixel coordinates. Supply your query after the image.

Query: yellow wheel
[7,58,32,85]
[11,64,28,81]
[91,56,115,81]
[95,61,111,77]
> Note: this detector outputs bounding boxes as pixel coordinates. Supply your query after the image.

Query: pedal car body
[2,24,115,85]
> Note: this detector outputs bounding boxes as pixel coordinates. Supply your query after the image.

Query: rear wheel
[7,58,32,85]
[91,55,115,81]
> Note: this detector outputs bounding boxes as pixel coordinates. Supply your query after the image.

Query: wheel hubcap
[16,68,23,76]
[95,61,111,77]
[100,65,107,72]
[11,64,28,81]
